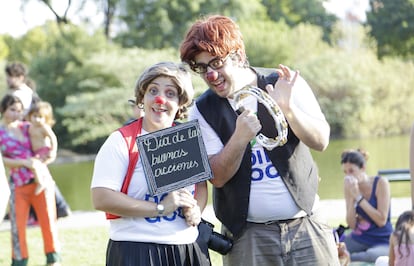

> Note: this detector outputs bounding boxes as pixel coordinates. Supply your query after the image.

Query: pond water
[311,134,410,199]
[50,134,411,211]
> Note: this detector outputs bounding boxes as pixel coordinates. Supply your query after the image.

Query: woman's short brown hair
[134,62,194,120]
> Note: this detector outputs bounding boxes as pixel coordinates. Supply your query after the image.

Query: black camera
[198,219,233,255]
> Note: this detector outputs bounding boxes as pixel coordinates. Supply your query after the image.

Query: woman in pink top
[0,94,61,266]
[0,153,10,223]
[389,210,414,266]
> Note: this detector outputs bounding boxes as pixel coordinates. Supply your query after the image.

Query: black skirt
[106,239,211,266]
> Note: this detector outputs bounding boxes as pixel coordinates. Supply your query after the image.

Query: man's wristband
[354,195,364,208]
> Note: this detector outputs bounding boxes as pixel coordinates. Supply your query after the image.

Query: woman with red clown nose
[91,62,210,266]
[154,95,166,104]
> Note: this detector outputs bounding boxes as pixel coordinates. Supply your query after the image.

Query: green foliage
[261,0,337,42]
[241,20,331,67]
[0,61,6,94]
[240,19,293,67]
[366,0,414,58]
[116,0,204,49]
[18,24,119,151]
[1,2,414,152]
[364,57,414,135]
[297,47,414,138]
[57,47,179,148]
[199,0,268,19]
[298,49,374,138]
[20,22,113,104]
[59,88,129,146]
[330,21,378,53]
[285,22,331,64]
[115,0,269,49]
[0,36,9,61]
[5,27,50,64]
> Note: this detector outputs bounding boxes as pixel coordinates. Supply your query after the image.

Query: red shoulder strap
[119,118,142,193]
[106,118,142,219]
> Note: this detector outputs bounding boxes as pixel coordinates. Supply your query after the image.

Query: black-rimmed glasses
[190,54,231,74]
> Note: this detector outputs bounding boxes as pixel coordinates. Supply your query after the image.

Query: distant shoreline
[53,149,96,165]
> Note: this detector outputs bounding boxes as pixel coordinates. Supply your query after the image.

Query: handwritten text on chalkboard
[137,120,212,195]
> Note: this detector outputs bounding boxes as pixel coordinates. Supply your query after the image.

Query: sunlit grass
[0,226,108,266]
[0,213,399,266]
[0,224,224,266]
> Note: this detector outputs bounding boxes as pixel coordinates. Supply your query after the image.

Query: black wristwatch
[156,204,165,215]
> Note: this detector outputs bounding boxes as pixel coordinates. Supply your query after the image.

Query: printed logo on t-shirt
[143,192,188,223]
[251,147,280,181]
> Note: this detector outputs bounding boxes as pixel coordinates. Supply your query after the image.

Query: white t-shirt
[11,83,33,115]
[190,79,322,222]
[91,129,198,244]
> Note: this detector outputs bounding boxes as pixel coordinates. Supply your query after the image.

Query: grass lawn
[0,226,108,266]
[0,214,390,266]
[0,224,224,266]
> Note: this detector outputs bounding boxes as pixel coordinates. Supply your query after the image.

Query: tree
[260,0,337,42]
[21,0,74,24]
[199,0,268,20]
[3,27,50,64]
[366,0,414,58]
[0,36,9,60]
[57,47,180,150]
[114,0,269,49]
[89,0,124,40]
[15,23,121,151]
[240,19,293,67]
[115,0,204,49]
[102,0,118,38]
[20,0,114,39]
[2,1,413,152]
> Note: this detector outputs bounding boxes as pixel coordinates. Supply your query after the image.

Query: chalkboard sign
[136,119,213,195]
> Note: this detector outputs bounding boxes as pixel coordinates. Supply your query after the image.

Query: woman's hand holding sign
[160,188,202,226]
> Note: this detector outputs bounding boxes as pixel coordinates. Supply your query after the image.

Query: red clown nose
[154,96,166,104]
[206,71,218,82]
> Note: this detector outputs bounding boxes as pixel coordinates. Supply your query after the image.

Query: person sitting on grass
[340,148,393,263]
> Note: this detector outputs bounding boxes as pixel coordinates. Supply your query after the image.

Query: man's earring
[137,103,144,109]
